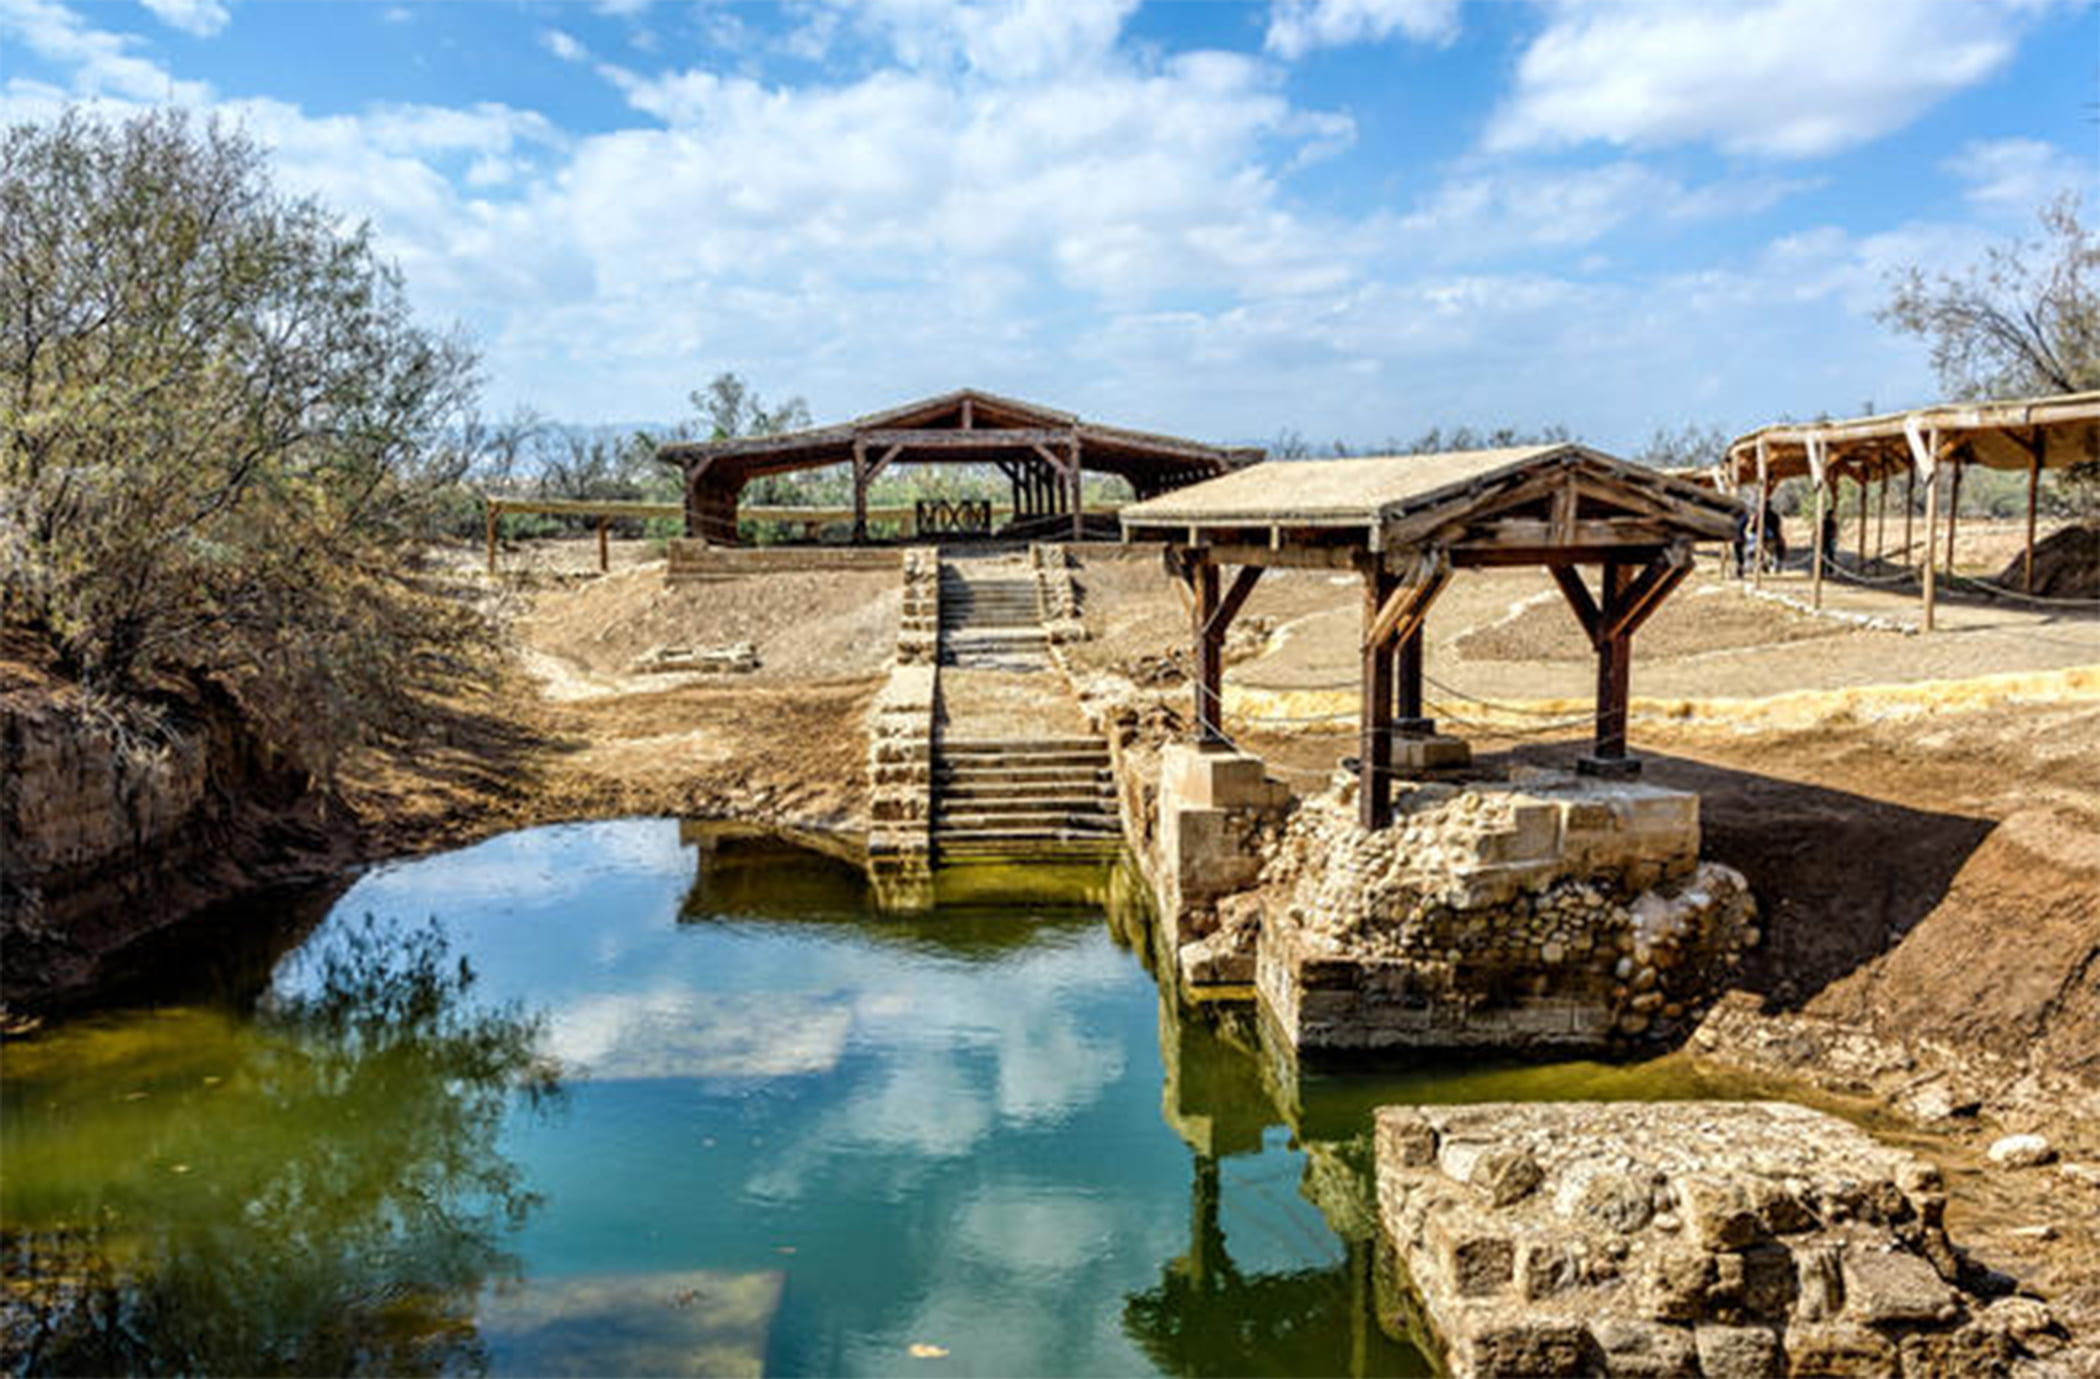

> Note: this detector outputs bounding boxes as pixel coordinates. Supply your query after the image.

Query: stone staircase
[932,738,1122,859]
[939,565,1048,669]
[930,552,1121,861]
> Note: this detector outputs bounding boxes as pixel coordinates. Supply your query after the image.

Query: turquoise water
[1,820,1746,1376]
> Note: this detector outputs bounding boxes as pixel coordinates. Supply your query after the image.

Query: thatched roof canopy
[1724,390,2100,486]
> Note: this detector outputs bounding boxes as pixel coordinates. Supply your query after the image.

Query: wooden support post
[1944,451,1964,574]
[597,517,609,573]
[1396,627,1428,733]
[1903,468,1915,566]
[485,500,498,576]
[1875,467,1888,561]
[1752,439,1769,589]
[1359,565,1397,830]
[2024,433,2045,593]
[1922,462,1940,632]
[852,437,869,543]
[1810,478,1827,608]
[1584,561,1638,775]
[1068,440,1084,542]
[1194,559,1223,745]
[1854,469,1868,567]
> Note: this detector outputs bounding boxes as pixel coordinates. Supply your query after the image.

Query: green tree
[1,109,488,782]
[690,371,811,442]
[1880,192,2100,400]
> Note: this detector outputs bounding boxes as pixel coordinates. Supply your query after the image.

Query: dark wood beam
[864,427,1073,449]
[1551,566,1600,645]
[1193,558,1224,745]
[1360,566,1398,830]
[851,436,868,542]
[1599,552,1690,643]
[1205,565,1264,640]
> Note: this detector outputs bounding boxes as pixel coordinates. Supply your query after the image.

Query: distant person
[1731,507,1750,578]
[1819,503,1839,566]
[1761,501,1787,571]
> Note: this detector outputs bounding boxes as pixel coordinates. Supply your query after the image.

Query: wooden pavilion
[657,388,1251,545]
[1723,390,2100,628]
[1120,445,1741,829]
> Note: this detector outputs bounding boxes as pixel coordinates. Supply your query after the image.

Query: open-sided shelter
[1723,391,2100,627]
[657,388,1251,545]
[1121,445,1741,828]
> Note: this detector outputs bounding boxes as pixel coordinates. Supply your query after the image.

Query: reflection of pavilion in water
[1135,992,1429,1377]
[675,818,1154,936]
[672,820,1427,1375]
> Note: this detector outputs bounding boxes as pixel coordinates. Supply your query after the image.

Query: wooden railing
[483,494,1129,573]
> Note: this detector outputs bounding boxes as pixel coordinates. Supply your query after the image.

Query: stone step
[934,815,1122,838]
[941,737,1107,754]
[939,775,1111,797]
[936,796,1117,820]
[938,780,1115,803]
[935,835,1124,859]
[938,752,1108,770]
[941,626,1046,640]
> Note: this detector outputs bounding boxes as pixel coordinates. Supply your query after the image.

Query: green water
[1,820,1749,1376]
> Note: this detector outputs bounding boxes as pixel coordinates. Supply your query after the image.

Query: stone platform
[1374,1101,2056,1377]
[1255,772,1755,1052]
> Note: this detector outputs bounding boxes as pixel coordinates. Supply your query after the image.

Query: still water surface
[2,819,1744,1376]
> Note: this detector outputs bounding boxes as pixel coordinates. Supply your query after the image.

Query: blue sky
[3,0,2095,450]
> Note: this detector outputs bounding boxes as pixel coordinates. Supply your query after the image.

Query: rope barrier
[1939,570,2100,609]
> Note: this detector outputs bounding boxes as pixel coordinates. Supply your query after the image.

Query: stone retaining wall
[1257,773,1755,1051]
[1029,543,1088,645]
[865,663,936,907]
[865,548,942,908]
[897,548,940,666]
[666,541,903,582]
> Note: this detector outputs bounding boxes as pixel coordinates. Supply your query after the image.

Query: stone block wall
[1029,543,1088,645]
[666,541,903,582]
[1152,743,1293,948]
[1375,1102,2057,1377]
[896,548,940,666]
[1256,773,1755,1052]
[865,651,936,909]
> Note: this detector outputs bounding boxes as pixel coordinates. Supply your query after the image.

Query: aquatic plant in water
[0,916,560,1376]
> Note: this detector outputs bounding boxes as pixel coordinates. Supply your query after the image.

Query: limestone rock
[1374,1102,1998,1379]
[1985,1133,2055,1168]
[1838,1248,1959,1325]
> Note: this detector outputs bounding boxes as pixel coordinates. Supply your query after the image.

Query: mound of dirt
[523,566,901,684]
[1996,522,2099,598]
[1452,583,1843,664]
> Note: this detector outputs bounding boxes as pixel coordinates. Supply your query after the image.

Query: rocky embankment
[1,672,322,1011]
[1377,1101,2069,1378]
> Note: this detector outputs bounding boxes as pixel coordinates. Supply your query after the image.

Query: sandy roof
[1120,445,1578,527]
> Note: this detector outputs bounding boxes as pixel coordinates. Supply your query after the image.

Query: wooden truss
[1134,446,1739,828]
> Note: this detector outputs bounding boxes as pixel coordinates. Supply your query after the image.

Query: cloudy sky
[2,0,2094,449]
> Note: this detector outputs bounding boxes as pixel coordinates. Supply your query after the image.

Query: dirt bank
[2,557,886,1014]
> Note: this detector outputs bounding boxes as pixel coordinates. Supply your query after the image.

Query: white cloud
[1946,137,2095,218]
[1265,0,1461,57]
[0,0,211,102]
[0,0,2057,451]
[1392,160,1815,262]
[541,27,588,63]
[1487,0,2033,158]
[139,0,229,38]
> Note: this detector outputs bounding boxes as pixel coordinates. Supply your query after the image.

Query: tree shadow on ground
[1491,743,1998,1013]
